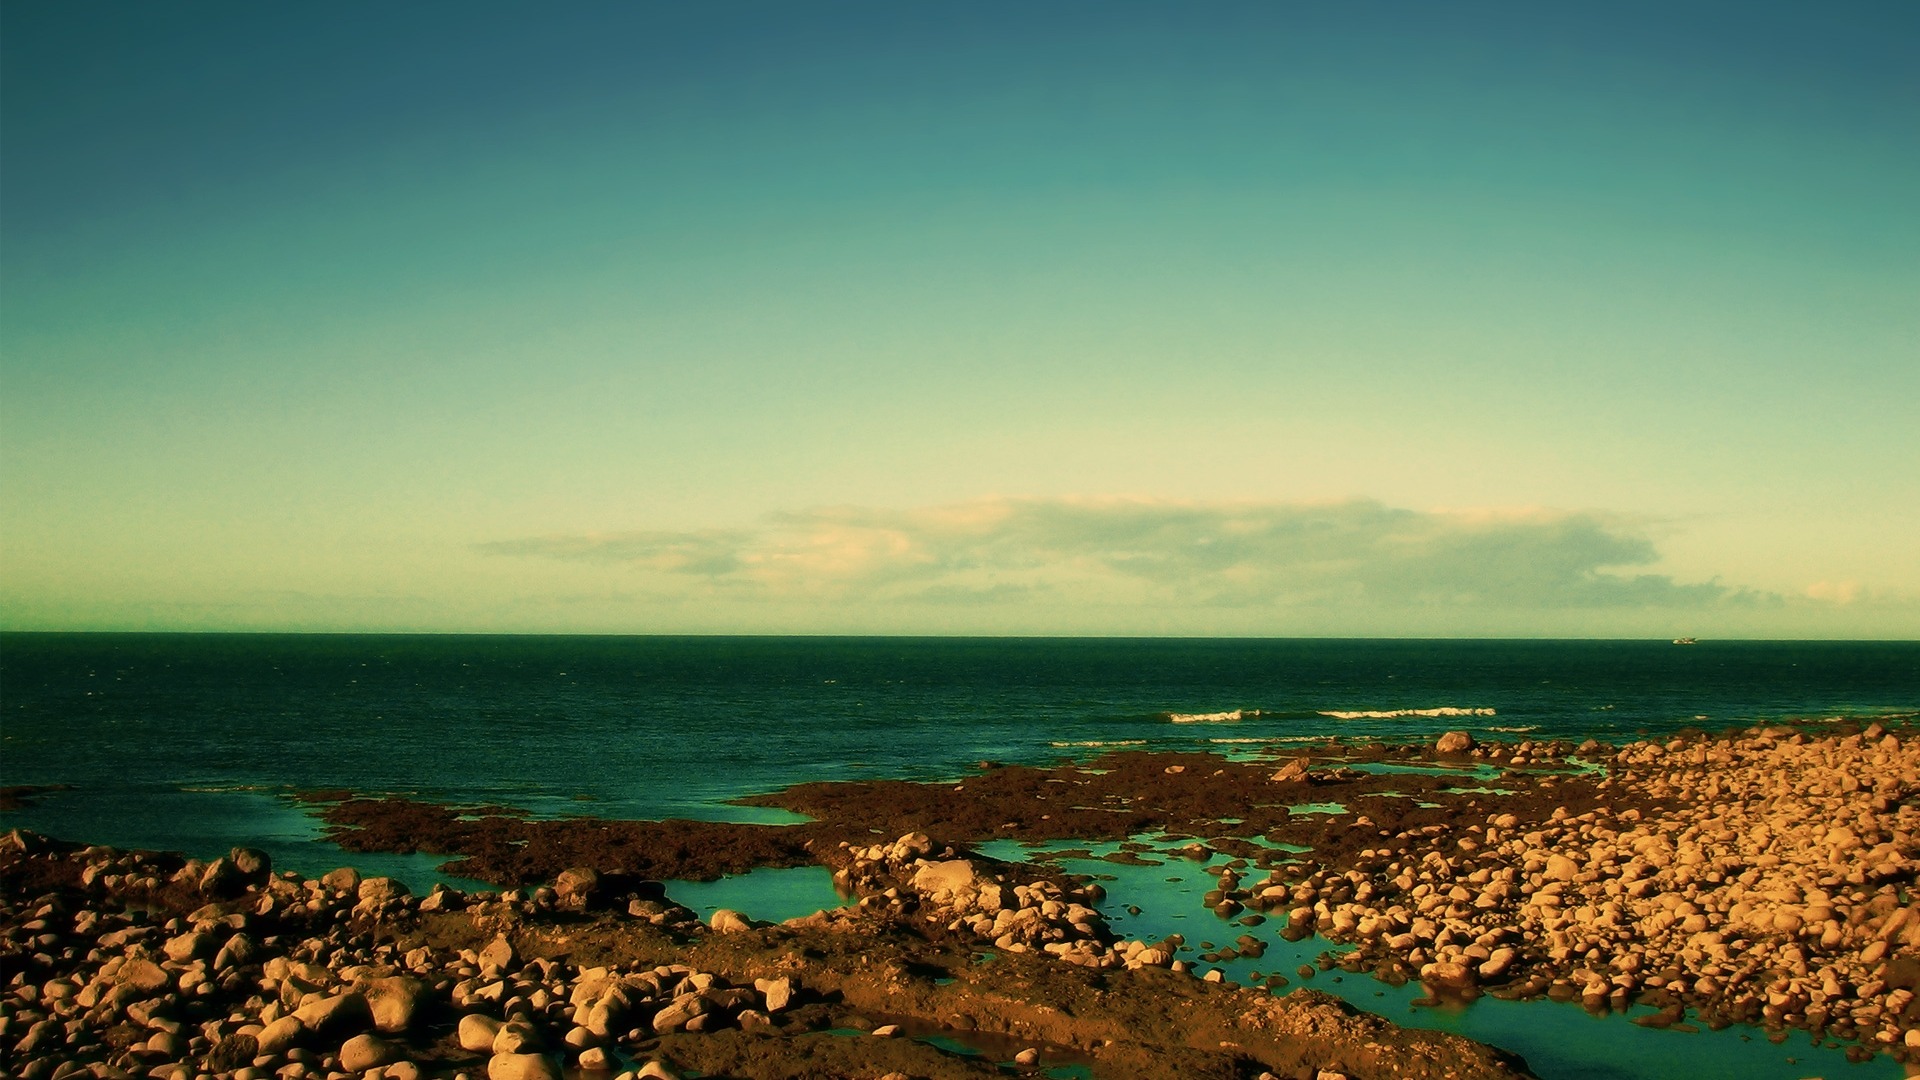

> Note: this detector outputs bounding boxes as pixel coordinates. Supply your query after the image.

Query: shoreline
[2,719,1914,1079]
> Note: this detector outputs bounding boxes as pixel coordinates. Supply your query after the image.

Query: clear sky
[3,1,1915,637]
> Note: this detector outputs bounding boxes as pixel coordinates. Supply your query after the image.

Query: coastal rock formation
[1246,725,1918,1061]
[0,825,1527,1079]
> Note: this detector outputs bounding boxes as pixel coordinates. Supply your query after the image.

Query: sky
[2,1,1915,637]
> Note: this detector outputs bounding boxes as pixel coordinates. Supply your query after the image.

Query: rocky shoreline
[0,829,1527,1080]
[1271,723,1919,1060]
[2,719,1914,1079]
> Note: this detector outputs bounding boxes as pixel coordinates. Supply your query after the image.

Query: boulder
[651,994,712,1033]
[554,867,602,908]
[911,859,978,898]
[214,932,260,971]
[293,990,372,1037]
[492,1018,544,1053]
[229,846,272,884]
[338,1032,407,1072]
[357,877,409,906]
[199,857,249,898]
[479,935,517,972]
[362,975,430,1033]
[488,1053,562,1080]
[1270,757,1312,783]
[116,958,171,993]
[709,908,752,933]
[320,866,361,893]
[754,975,793,1013]
[1420,960,1477,990]
[256,1015,307,1056]
[458,1013,504,1053]
[1436,731,1475,754]
[163,930,212,962]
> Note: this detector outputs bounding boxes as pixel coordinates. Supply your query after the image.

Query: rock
[493,1018,544,1053]
[578,1046,615,1070]
[214,931,260,971]
[199,857,249,898]
[754,975,793,1013]
[1420,961,1477,990]
[293,990,372,1037]
[709,908,752,933]
[651,994,712,1033]
[256,1015,307,1056]
[363,975,430,1033]
[479,935,517,972]
[229,846,271,883]
[339,1032,406,1072]
[871,1024,902,1037]
[206,1032,259,1071]
[911,859,977,897]
[388,1064,425,1080]
[320,866,361,893]
[1270,757,1312,783]
[1436,731,1475,754]
[636,1063,680,1080]
[117,957,171,993]
[1544,854,1579,882]
[459,1013,505,1052]
[163,930,212,962]
[554,867,602,908]
[357,877,409,905]
[488,1053,562,1080]
[1014,1048,1040,1066]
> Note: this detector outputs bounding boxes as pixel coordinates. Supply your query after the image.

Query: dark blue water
[3,634,1915,854]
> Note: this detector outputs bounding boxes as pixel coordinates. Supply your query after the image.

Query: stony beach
[1,718,1914,1080]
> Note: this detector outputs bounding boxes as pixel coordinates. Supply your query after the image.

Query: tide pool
[982,837,1905,1080]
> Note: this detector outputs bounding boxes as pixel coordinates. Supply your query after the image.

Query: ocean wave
[1486,725,1538,733]
[1167,709,1260,723]
[1049,739,1149,748]
[177,783,278,794]
[1205,737,1268,744]
[1319,707,1497,720]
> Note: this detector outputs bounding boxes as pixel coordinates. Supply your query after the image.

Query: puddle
[0,785,494,893]
[988,836,1903,1080]
[664,865,850,924]
[1350,761,1506,781]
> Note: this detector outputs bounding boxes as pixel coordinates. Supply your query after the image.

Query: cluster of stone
[449,932,798,1080]
[0,834,792,1080]
[1235,725,1920,1063]
[830,833,1129,967]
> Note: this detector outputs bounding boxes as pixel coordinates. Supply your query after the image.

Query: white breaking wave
[1049,739,1149,748]
[1486,725,1538,733]
[1319,707,1497,720]
[1205,737,1267,744]
[1167,709,1261,723]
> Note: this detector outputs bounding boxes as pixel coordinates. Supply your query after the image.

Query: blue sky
[3,1,1915,635]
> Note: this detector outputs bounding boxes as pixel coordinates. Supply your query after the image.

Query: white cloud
[479,497,1760,613]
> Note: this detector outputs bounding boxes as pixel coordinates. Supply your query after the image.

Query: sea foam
[1319,707,1497,720]
[1166,709,1261,723]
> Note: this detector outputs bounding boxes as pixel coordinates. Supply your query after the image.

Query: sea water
[3,633,1916,1079]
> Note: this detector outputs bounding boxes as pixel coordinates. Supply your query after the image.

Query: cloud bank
[480,497,1756,616]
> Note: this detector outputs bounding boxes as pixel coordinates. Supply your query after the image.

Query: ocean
[3,634,1916,865]
[4,633,1917,1080]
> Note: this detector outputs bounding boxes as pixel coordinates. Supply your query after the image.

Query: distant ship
[1672,637,1699,645]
